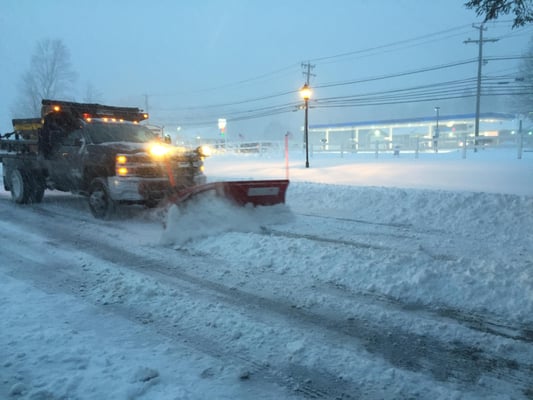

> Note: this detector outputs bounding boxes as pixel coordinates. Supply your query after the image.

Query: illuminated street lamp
[300,83,312,168]
[218,118,227,148]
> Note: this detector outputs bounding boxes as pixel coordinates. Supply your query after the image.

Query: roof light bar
[41,99,149,122]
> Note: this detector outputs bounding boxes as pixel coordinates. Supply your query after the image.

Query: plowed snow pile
[161,193,293,245]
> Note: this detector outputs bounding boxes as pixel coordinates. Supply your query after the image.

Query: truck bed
[0,139,39,159]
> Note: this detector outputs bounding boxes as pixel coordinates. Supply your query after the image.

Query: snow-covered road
[1,150,532,399]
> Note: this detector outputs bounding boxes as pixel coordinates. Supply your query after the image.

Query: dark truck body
[0,99,206,218]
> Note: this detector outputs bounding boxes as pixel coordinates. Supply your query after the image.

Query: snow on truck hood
[95,141,152,153]
[92,141,194,157]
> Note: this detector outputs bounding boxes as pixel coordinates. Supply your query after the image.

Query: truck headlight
[150,143,170,158]
[197,145,211,158]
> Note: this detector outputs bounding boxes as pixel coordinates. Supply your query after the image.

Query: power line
[157,75,532,127]
[312,75,531,108]
[493,24,533,40]
[152,89,298,111]
[146,26,490,103]
[153,23,525,102]
[158,59,480,112]
[308,24,473,63]
[314,59,478,89]
[147,63,301,98]
[152,60,529,127]
[150,54,529,115]
[158,83,532,127]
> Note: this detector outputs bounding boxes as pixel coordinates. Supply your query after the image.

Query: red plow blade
[169,179,289,207]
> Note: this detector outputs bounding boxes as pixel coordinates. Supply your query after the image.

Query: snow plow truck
[0,99,289,218]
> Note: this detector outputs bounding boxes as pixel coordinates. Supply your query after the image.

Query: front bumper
[108,174,207,202]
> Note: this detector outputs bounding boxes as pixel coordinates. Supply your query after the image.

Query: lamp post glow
[300,84,312,168]
[218,118,227,148]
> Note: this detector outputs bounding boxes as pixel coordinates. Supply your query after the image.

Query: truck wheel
[32,185,45,203]
[31,175,45,203]
[10,169,32,204]
[88,179,115,219]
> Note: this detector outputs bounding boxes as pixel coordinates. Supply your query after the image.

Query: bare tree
[465,0,533,27]
[83,82,104,103]
[13,39,77,117]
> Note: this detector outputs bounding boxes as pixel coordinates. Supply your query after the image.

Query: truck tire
[31,174,45,203]
[10,169,32,204]
[88,179,115,219]
[32,185,45,203]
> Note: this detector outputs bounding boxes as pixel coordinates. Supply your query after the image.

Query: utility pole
[434,106,440,153]
[143,94,150,113]
[301,61,316,85]
[518,118,524,160]
[464,24,498,152]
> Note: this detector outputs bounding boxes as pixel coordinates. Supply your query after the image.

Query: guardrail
[192,137,533,159]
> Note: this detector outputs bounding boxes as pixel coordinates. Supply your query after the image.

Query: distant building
[309,112,517,151]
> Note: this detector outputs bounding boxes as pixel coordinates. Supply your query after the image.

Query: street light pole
[434,106,440,153]
[300,83,312,168]
[304,97,309,168]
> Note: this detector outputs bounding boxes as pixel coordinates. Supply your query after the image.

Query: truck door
[47,129,86,191]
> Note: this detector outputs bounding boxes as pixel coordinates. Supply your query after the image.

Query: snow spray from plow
[161,180,292,245]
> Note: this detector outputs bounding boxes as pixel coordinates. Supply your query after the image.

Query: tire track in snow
[265,213,458,262]
[323,282,533,344]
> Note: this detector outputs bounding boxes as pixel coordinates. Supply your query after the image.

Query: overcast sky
[1,0,531,139]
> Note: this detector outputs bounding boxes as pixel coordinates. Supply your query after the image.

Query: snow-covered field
[1,148,532,399]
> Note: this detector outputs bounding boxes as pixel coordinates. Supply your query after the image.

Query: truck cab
[1,99,206,218]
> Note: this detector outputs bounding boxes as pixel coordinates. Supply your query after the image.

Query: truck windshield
[86,122,158,144]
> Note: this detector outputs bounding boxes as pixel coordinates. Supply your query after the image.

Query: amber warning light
[116,155,129,176]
